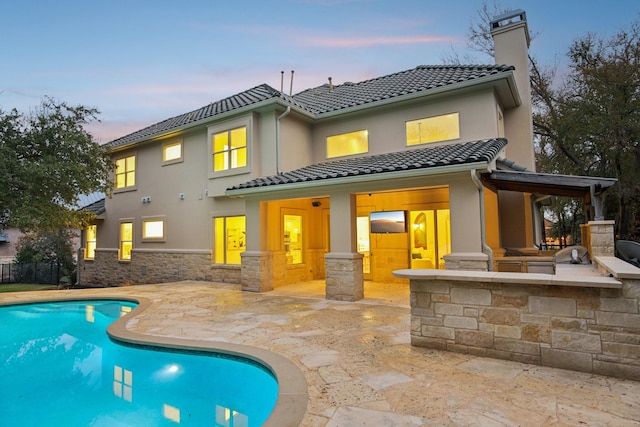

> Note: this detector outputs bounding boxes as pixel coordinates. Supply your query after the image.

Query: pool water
[0,300,278,426]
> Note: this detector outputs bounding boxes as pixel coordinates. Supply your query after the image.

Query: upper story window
[84,225,97,260]
[213,126,247,172]
[115,155,136,189]
[326,130,368,159]
[162,141,183,164]
[406,113,460,146]
[208,116,252,179]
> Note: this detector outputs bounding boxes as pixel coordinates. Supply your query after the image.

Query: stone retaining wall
[396,268,640,380]
[79,249,240,286]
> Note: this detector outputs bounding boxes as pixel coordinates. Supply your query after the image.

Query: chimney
[490,9,535,171]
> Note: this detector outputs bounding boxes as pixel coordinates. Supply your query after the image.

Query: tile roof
[109,84,291,148]
[293,65,515,114]
[227,138,507,192]
[81,197,105,215]
[108,65,514,148]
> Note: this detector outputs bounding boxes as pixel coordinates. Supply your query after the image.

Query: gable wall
[309,89,501,163]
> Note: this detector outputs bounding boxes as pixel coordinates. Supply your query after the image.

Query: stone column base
[325,252,364,301]
[587,220,615,257]
[241,251,273,293]
[443,252,489,271]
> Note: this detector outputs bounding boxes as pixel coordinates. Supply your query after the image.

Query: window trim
[141,216,166,242]
[162,140,183,165]
[405,112,460,146]
[208,115,253,179]
[114,153,137,193]
[325,129,369,159]
[119,219,134,261]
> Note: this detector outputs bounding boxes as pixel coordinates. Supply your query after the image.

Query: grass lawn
[0,283,58,293]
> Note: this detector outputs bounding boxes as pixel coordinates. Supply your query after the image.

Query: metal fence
[0,262,62,285]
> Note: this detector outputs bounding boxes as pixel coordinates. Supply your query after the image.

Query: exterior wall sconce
[311,200,321,207]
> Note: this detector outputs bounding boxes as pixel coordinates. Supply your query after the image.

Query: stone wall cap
[443,252,489,261]
[587,220,615,225]
[393,269,622,289]
[325,252,364,259]
[594,256,640,280]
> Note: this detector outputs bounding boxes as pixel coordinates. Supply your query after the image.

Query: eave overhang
[481,170,617,198]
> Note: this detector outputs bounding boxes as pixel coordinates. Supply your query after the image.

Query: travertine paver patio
[3,281,640,426]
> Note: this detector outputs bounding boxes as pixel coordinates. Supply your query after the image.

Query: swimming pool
[0,299,279,426]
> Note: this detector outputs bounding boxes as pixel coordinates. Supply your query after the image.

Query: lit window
[214,216,246,265]
[406,113,460,145]
[142,219,164,240]
[213,127,246,172]
[119,222,133,260]
[284,214,302,264]
[163,141,182,163]
[115,155,136,189]
[326,130,368,158]
[84,225,97,259]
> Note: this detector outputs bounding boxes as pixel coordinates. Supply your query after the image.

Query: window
[326,130,368,158]
[213,127,246,172]
[406,113,460,146]
[115,155,136,189]
[142,218,164,241]
[119,222,133,260]
[84,225,97,259]
[284,214,302,264]
[213,216,246,265]
[162,141,182,164]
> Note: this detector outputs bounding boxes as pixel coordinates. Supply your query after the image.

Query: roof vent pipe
[280,70,284,95]
[289,70,294,96]
[328,76,333,92]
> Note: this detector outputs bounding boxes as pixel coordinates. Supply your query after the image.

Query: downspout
[275,106,291,175]
[471,169,494,271]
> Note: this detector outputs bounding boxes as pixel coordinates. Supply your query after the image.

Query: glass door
[356,216,371,279]
[409,209,451,269]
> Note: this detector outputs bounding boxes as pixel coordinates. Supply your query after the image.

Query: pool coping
[1,294,309,427]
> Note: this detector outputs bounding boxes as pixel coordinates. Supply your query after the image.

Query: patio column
[241,198,273,292]
[445,176,489,271]
[325,191,363,301]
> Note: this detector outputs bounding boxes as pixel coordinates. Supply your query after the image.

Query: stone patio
[2,281,640,426]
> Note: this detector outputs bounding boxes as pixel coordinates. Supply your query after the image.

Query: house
[78,11,615,300]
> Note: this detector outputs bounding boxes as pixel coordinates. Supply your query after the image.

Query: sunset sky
[2,0,639,143]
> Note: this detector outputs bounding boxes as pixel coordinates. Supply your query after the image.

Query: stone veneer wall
[325,252,364,301]
[585,220,616,257]
[403,269,640,380]
[240,251,273,292]
[79,249,240,286]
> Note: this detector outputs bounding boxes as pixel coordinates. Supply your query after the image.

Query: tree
[14,229,77,285]
[461,3,640,240]
[0,97,112,231]
[533,21,640,240]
